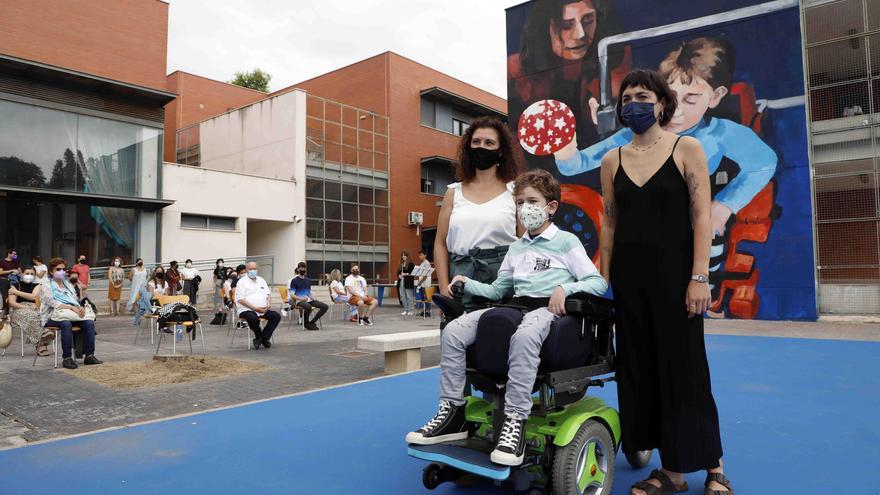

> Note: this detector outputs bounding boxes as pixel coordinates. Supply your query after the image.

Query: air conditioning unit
[408,211,424,225]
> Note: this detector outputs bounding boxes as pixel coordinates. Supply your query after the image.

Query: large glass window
[0,198,136,268]
[0,99,161,198]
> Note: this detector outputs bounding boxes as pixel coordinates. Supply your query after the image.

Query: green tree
[0,156,47,188]
[229,68,271,92]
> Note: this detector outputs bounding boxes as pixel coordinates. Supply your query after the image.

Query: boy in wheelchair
[406,169,608,466]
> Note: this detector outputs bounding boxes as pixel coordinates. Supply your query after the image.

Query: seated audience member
[289,262,328,331]
[328,269,358,321]
[234,262,281,349]
[8,267,53,356]
[40,258,103,369]
[344,264,378,326]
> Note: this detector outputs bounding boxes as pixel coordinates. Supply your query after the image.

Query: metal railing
[85,255,276,286]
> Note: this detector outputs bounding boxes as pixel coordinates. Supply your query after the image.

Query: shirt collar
[523,223,559,243]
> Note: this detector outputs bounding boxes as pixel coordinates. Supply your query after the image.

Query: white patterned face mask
[518,202,550,231]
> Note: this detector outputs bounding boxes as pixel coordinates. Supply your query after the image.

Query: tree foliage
[229,68,271,92]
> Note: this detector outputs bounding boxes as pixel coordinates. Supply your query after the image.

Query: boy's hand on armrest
[548,286,567,316]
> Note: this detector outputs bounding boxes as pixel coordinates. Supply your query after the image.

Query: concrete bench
[357,330,441,374]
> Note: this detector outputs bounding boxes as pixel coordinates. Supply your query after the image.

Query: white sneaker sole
[405,430,468,445]
[490,449,524,466]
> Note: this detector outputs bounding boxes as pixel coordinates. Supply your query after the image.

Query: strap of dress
[617,146,622,165]
[671,136,683,154]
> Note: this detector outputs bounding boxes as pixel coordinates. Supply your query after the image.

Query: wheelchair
[410,286,651,494]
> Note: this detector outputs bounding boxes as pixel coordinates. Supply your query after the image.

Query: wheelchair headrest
[563,293,613,321]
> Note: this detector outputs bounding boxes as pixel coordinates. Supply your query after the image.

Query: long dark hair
[454,116,524,183]
[519,0,623,76]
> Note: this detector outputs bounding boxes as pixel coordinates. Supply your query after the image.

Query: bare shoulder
[600,147,619,173]
[675,135,703,153]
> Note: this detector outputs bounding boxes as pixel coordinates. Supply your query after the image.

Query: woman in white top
[435,116,524,311]
[147,266,171,298]
[31,256,48,284]
[179,258,199,304]
[328,268,357,321]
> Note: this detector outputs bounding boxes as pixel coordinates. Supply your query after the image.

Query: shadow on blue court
[1,335,877,494]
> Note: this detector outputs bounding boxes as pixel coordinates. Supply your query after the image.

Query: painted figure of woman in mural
[508,0,631,148]
[554,37,777,314]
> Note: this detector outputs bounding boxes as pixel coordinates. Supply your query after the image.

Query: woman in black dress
[598,69,734,495]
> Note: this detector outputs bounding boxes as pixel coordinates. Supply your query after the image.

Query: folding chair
[153,295,205,355]
[133,292,160,345]
[327,286,354,323]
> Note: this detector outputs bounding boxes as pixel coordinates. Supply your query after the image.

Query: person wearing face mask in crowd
[288,262,328,331]
[212,259,227,314]
[592,69,733,495]
[7,267,52,356]
[234,261,281,349]
[406,169,607,467]
[343,264,378,326]
[180,259,200,305]
[165,260,181,296]
[434,116,525,322]
[147,266,170,297]
[127,259,148,314]
[70,254,90,300]
[0,248,22,317]
[107,257,125,316]
[40,258,102,369]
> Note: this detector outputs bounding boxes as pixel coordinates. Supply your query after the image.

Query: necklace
[630,135,662,152]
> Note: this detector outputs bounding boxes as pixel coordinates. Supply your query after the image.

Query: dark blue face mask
[620,102,658,134]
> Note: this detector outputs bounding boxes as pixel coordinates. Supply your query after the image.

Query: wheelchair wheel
[625,449,653,469]
[551,419,615,495]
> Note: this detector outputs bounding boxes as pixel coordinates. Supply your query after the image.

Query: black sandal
[705,472,734,495]
[631,469,688,495]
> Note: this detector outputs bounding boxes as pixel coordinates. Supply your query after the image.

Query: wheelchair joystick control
[450,281,465,298]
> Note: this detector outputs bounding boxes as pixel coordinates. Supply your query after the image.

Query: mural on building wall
[507,0,816,320]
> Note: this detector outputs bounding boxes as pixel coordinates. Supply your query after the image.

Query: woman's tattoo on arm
[604,199,615,218]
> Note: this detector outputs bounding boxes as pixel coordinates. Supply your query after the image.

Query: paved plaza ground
[0,307,877,451]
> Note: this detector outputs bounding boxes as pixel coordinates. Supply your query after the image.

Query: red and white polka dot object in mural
[517,99,576,156]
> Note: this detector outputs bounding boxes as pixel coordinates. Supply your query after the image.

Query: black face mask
[79,259,87,264]
[468,147,501,170]
[155,272,164,278]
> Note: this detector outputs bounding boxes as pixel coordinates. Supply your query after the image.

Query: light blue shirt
[555,117,777,213]
[464,223,608,300]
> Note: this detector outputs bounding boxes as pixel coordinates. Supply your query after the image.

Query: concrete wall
[198,90,304,181]
[0,0,168,91]
[163,71,267,163]
[161,163,302,284]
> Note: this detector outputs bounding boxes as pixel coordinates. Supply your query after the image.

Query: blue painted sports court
[1,334,877,494]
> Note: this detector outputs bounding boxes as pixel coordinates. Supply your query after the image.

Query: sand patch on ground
[63,355,269,390]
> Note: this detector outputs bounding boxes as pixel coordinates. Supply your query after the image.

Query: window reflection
[0,99,161,198]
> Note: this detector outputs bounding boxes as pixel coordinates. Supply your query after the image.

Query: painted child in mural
[508,0,631,151]
[553,37,778,317]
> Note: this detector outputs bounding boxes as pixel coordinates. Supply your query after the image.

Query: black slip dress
[610,137,723,473]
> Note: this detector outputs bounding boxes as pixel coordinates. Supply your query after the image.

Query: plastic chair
[153,294,205,355]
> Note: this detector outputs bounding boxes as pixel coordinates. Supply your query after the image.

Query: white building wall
[161,163,302,284]
[161,89,307,284]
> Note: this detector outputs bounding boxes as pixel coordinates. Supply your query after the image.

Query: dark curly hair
[513,169,561,204]
[615,69,678,127]
[454,116,524,183]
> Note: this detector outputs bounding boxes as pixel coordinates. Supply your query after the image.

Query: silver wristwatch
[691,274,709,283]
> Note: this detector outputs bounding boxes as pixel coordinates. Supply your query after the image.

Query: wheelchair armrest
[563,293,614,321]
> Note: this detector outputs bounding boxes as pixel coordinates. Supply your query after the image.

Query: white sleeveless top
[446,181,518,255]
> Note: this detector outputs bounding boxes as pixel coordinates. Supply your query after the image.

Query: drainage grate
[333,351,372,358]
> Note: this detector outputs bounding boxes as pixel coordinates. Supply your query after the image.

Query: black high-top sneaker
[490,415,527,466]
[405,400,468,445]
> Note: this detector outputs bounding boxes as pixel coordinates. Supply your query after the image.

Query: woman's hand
[686,281,711,318]
[548,286,567,316]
